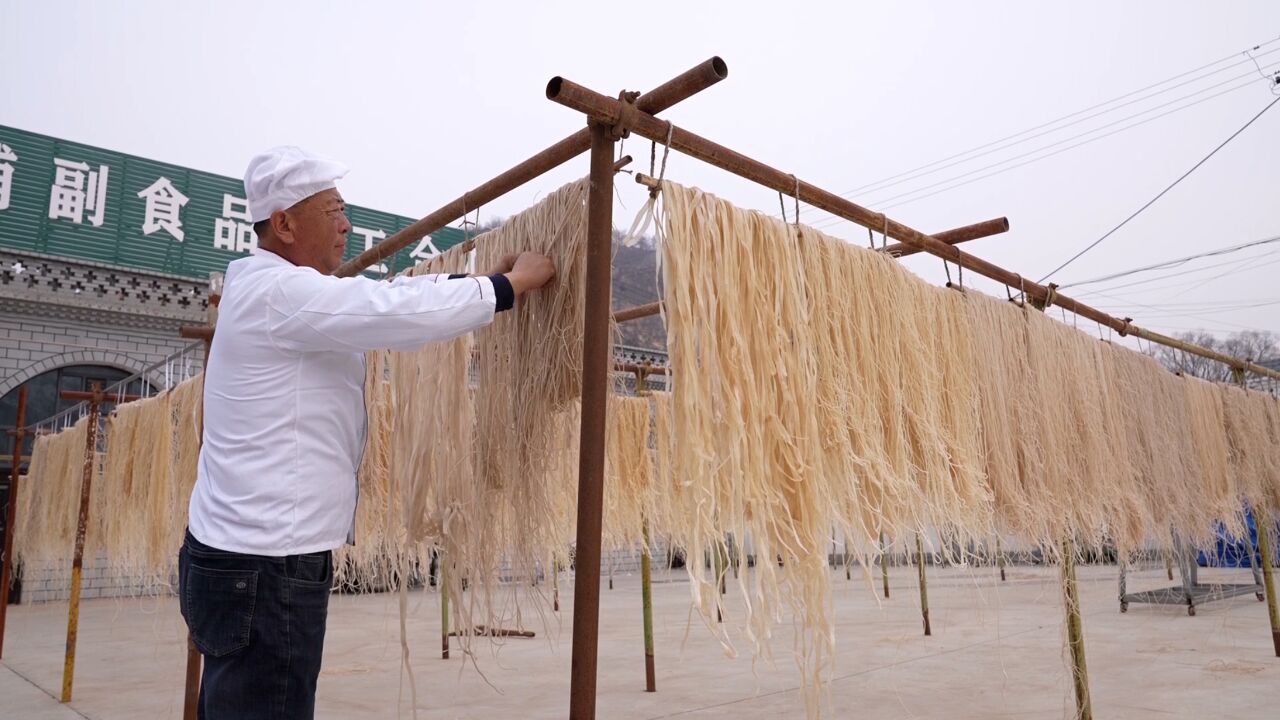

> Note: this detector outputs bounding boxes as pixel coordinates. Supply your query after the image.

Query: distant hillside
[612,232,665,351]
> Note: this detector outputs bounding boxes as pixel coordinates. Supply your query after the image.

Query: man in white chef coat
[178,146,554,719]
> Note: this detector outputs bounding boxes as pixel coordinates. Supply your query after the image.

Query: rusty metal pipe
[568,123,617,720]
[547,77,1280,382]
[613,302,663,323]
[883,217,1010,257]
[0,386,27,659]
[333,58,727,278]
[61,383,103,703]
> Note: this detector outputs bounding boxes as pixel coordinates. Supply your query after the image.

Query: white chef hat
[243,146,349,223]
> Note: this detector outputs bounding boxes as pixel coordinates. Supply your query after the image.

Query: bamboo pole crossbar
[544,77,1280,382]
[332,58,727,279]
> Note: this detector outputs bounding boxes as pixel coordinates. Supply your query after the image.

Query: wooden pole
[634,368,657,692]
[1254,504,1280,657]
[0,386,28,659]
[61,383,103,703]
[879,530,890,599]
[182,334,215,720]
[640,521,656,692]
[1061,537,1093,720]
[1229,368,1279,656]
[440,557,450,660]
[916,533,930,636]
[714,541,726,623]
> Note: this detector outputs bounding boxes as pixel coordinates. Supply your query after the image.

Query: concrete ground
[1,564,1276,719]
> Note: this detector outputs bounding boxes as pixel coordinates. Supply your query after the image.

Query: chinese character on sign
[137,176,189,241]
[409,234,442,262]
[352,226,387,275]
[48,158,110,226]
[0,144,16,211]
[214,195,257,253]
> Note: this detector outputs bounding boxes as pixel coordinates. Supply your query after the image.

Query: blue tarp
[1197,509,1280,568]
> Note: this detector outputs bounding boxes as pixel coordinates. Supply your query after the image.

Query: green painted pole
[440,556,449,660]
[880,531,890,599]
[1061,537,1093,720]
[1254,504,1280,657]
[916,533,930,636]
[640,521,656,691]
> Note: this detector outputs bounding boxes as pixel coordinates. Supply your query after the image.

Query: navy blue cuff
[488,274,515,312]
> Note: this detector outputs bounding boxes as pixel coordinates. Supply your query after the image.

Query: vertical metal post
[567,121,616,720]
[640,521,656,692]
[61,383,102,703]
[441,557,450,659]
[1061,537,1093,720]
[0,385,28,658]
[996,536,1006,582]
[880,530,890,599]
[916,533,931,636]
[554,560,560,612]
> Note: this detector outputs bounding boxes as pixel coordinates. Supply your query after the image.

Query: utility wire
[1035,94,1280,284]
[824,36,1280,202]
[808,70,1278,228]
[1059,233,1280,289]
[824,46,1280,205]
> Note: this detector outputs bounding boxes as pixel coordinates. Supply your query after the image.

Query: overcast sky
[4,1,1277,339]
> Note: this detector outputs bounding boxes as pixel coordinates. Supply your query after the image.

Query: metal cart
[1119,531,1264,616]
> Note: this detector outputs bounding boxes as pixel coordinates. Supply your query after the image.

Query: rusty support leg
[61,384,102,703]
[1061,537,1093,720]
[0,386,27,659]
[182,338,215,720]
[182,637,201,713]
[916,533,931,636]
[997,536,1006,582]
[1254,504,1280,657]
[567,122,616,720]
[0,388,27,659]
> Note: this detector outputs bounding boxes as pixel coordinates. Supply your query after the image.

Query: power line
[1058,233,1280,289]
[1071,249,1280,298]
[823,36,1280,202]
[807,71,1278,228]
[823,46,1280,205]
[1035,94,1280,284]
[850,68,1276,213]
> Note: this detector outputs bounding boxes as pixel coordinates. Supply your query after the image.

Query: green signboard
[0,125,464,279]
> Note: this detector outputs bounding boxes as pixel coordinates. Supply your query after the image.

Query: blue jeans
[178,530,333,720]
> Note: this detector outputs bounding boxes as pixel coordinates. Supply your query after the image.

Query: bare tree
[1149,330,1280,381]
